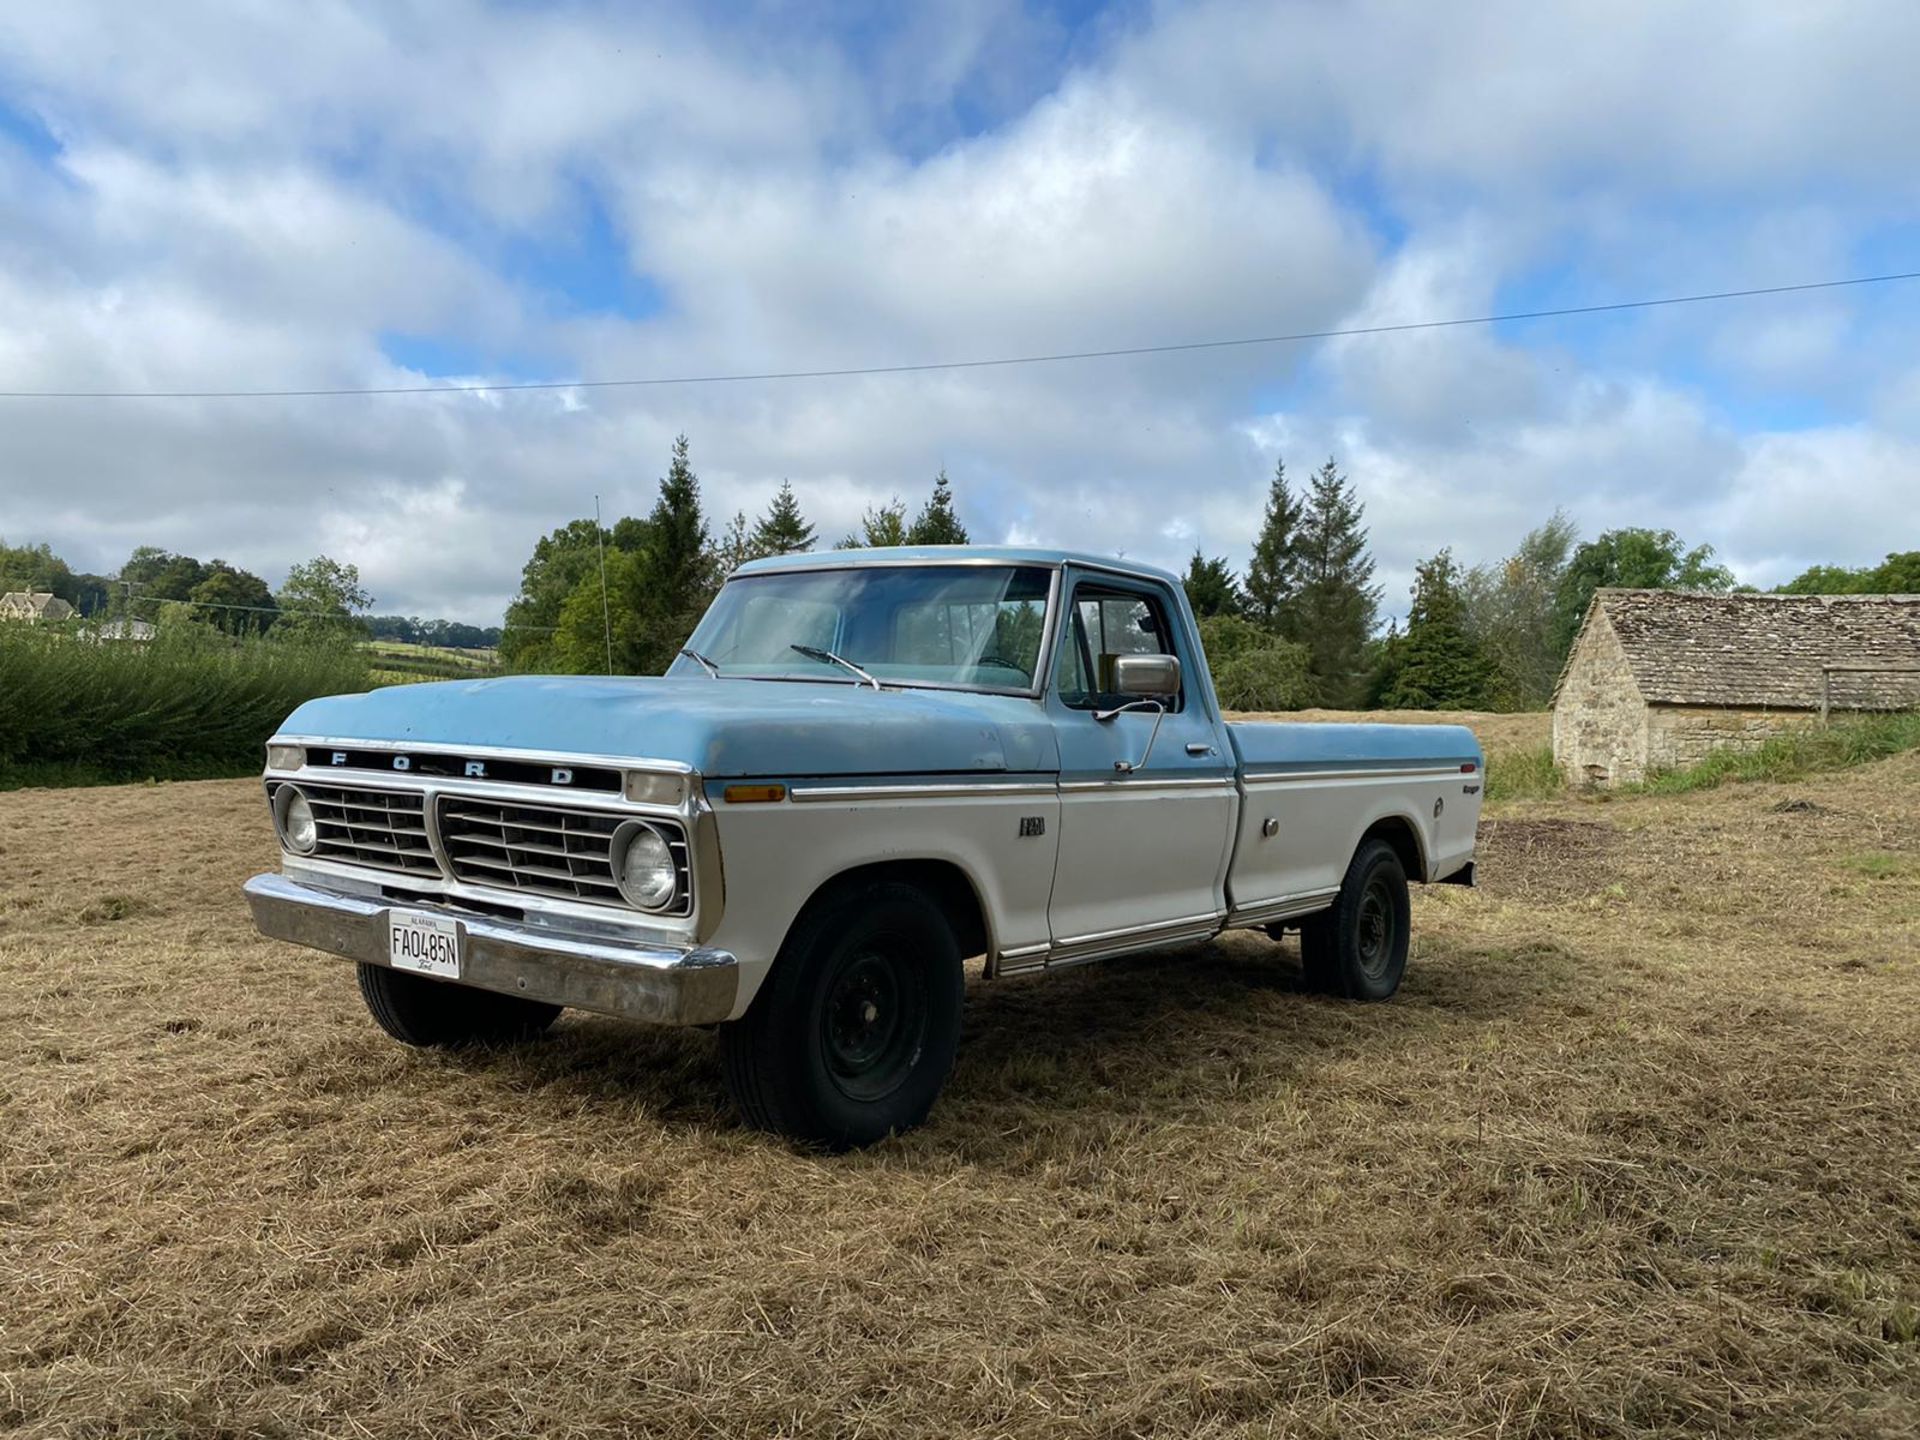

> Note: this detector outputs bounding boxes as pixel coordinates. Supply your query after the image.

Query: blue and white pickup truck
[246,547,1481,1146]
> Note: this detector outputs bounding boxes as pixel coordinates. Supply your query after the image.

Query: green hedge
[0,627,369,787]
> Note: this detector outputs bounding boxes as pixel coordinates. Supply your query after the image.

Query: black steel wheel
[720,879,963,1149]
[1299,838,1411,1001]
[820,943,929,1104]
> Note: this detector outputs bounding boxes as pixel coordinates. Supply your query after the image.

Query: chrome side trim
[997,941,1050,960]
[994,940,1051,977]
[1046,909,1225,967]
[1225,887,1340,927]
[1057,776,1236,793]
[1241,764,1467,786]
[783,774,1235,801]
[243,873,738,1026]
[786,779,1059,803]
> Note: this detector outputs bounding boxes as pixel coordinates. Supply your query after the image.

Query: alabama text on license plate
[389,910,461,979]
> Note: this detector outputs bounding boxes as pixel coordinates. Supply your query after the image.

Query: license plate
[388,910,461,979]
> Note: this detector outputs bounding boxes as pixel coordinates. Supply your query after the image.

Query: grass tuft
[1483,743,1562,803]
[1637,711,1920,795]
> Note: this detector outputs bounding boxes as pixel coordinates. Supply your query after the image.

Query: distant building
[0,590,76,623]
[89,618,158,643]
[1552,589,1920,786]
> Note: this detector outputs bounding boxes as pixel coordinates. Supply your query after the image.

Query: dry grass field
[4,713,1918,1438]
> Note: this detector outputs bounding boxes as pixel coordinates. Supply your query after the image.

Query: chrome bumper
[243,873,739,1025]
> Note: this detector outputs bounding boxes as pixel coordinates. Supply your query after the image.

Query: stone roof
[0,590,76,621]
[1567,589,1920,711]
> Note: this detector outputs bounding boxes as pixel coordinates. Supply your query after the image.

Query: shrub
[0,626,369,786]
[1201,615,1315,711]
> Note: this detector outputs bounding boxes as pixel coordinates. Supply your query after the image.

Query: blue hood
[279,675,1060,779]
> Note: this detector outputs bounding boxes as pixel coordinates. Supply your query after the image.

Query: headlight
[266,743,304,771]
[276,786,318,854]
[613,821,678,911]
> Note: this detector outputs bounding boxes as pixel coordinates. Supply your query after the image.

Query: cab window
[1053,584,1183,712]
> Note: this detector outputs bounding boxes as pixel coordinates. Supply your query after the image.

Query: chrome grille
[437,798,693,915]
[281,782,439,877]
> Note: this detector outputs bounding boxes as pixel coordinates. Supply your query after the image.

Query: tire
[1298,838,1410,1001]
[720,880,964,1150]
[356,962,562,1047]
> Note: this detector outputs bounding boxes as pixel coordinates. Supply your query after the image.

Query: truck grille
[284,782,440,877]
[436,798,693,915]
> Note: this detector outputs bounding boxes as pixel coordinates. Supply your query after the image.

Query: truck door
[1043,571,1237,961]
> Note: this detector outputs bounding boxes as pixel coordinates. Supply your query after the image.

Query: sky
[1,0,1917,626]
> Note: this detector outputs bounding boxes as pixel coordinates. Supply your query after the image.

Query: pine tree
[907,469,970,545]
[837,498,909,549]
[554,435,714,674]
[750,480,816,556]
[645,435,710,603]
[1293,457,1380,707]
[1243,457,1305,636]
[1183,550,1242,618]
[712,511,756,577]
[1377,549,1494,710]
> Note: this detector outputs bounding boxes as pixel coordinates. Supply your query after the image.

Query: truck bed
[1219,721,1483,926]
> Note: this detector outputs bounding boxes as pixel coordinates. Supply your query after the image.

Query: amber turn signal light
[722,783,787,804]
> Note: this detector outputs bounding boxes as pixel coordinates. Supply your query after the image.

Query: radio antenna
[594,494,613,676]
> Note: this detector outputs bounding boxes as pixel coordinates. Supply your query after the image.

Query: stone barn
[1552,589,1920,786]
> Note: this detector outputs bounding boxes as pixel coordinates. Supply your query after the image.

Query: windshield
[671,564,1053,692]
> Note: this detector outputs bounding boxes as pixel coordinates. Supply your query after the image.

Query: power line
[3,270,1915,401]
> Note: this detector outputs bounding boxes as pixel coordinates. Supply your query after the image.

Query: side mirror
[1112,653,1180,697]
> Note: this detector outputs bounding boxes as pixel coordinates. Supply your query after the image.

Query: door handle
[1186,742,1216,757]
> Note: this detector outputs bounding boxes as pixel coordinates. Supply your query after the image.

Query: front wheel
[720,880,964,1149]
[1299,838,1410,1000]
[356,963,562,1046]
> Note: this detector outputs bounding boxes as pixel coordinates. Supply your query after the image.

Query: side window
[1052,585,1182,711]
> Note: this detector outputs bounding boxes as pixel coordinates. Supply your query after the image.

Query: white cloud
[0,1,1914,627]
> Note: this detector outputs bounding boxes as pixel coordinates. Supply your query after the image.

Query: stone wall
[1551,610,1648,785]
[1644,705,1810,771]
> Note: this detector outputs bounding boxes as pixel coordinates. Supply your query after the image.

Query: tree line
[0,540,385,646]
[498,437,970,672]
[493,434,1918,711]
[1186,464,1917,712]
[11,446,1911,710]
[0,540,503,650]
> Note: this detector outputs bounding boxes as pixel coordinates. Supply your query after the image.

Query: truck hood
[278,675,1060,779]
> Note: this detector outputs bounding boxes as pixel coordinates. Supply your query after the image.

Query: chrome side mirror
[1094,655,1180,773]
[1111,653,1180,697]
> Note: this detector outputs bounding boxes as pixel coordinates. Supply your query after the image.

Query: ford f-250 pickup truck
[246,547,1482,1147]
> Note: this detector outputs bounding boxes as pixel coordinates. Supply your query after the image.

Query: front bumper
[243,872,739,1025]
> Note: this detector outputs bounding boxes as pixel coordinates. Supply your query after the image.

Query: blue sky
[1,1,1917,623]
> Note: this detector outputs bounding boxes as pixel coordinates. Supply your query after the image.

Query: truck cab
[246,547,1482,1147]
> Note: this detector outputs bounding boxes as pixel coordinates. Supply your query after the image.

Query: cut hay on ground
[2,713,1916,1437]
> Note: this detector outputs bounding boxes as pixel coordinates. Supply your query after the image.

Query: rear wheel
[720,880,964,1149]
[1299,838,1410,1001]
[356,963,562,1046]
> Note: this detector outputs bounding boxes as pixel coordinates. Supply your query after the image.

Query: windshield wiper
[790,643,882,690]
[677,647,721,678]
